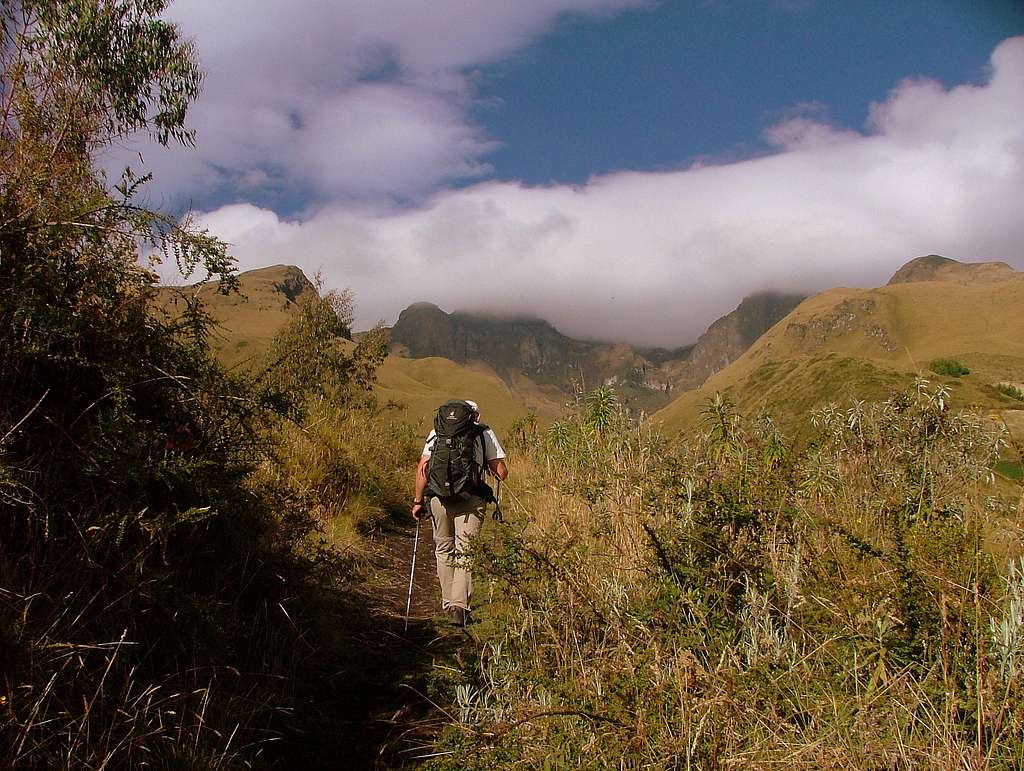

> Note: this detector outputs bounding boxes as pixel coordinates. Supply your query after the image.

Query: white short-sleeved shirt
[422,425,506,467]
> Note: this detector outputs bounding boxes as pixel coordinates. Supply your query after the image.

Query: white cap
[464,400,479,413]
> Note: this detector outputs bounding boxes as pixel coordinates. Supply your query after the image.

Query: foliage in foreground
[428,384,1024,769]
[0,2,420,767]
[995,383,1024,402]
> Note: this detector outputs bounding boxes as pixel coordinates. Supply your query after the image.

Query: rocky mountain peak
[270,265,317,305]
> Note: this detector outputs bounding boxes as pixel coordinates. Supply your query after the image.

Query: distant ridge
[389,290,804,409]
[389,302,676,410]
[888,254,1016,285]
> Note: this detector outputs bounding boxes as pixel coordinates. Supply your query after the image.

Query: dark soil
[270,512,469,769]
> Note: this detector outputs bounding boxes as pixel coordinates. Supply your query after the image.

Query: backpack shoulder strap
[475,425,490,468]
[463,424,496,502]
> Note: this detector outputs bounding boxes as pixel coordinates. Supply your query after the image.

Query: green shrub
[995,383,1024,401]
[993,460,1024,482]
[930,357,970,377]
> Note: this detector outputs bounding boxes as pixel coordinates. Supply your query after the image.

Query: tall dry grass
[426,383,1024,769]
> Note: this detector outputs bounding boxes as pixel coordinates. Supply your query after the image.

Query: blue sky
[124,1,1024,345]
[475,1,1024,185]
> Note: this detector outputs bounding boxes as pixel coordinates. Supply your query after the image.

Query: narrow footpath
[321,512,468,769]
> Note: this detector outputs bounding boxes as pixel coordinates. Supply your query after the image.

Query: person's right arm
[484,429,509,481]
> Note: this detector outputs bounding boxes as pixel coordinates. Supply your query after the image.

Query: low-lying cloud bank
[185,36,1024,347]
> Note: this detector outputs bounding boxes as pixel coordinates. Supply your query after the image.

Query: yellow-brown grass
[426,385,1024,768]
[655,273,1024,442]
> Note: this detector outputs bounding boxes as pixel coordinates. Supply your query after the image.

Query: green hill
[156,265,554,431]
[155,264,319,368]
[654,256,1024,445]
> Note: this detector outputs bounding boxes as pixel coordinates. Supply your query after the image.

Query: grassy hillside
[655,263,1024,444]
[155,264,318,368]
[158,265,556,431]
[375,356,561,435]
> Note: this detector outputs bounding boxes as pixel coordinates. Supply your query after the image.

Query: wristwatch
[412,499,424,505]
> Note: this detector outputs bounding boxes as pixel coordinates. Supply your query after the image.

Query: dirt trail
[267,509,486,769]
[372,515,444,631]
[341,513,465,768]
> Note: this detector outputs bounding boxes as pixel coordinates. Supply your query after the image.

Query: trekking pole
[493,479,503,522]
[491,479,503,548]
[404,518,421,633]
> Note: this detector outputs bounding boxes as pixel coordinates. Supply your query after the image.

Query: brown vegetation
[421,385,1024,768]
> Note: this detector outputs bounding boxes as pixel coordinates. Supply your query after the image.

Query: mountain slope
[156,266,550,430]
[155,264,319,368]
[388,291,803,410]
[654,256,1024,442]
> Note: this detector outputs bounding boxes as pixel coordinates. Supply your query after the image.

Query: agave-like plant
[991,558,1024,681]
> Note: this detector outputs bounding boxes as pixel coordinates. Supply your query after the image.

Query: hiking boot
[447,607,468,627]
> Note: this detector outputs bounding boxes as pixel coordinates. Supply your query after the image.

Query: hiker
[411,400,508,627]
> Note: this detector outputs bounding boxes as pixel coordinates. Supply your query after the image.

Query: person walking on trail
[411,399,508,628]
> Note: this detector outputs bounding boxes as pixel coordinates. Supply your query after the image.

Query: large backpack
[426,401,489,502]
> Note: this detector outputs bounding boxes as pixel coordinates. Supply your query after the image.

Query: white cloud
[292,84,499,198]
[184,36,1024,347]
[102,0,645,204]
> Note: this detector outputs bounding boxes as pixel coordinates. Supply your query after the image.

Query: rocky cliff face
[390,290,805,402]
[682,292,806,388]
[390,302,657,392]
[272,265,317,306]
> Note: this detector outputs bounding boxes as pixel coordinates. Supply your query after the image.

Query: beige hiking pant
[429,495,485,611]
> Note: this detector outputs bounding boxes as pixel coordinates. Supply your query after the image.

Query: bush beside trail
[0,3,427,767]
[424,385,1024,768]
